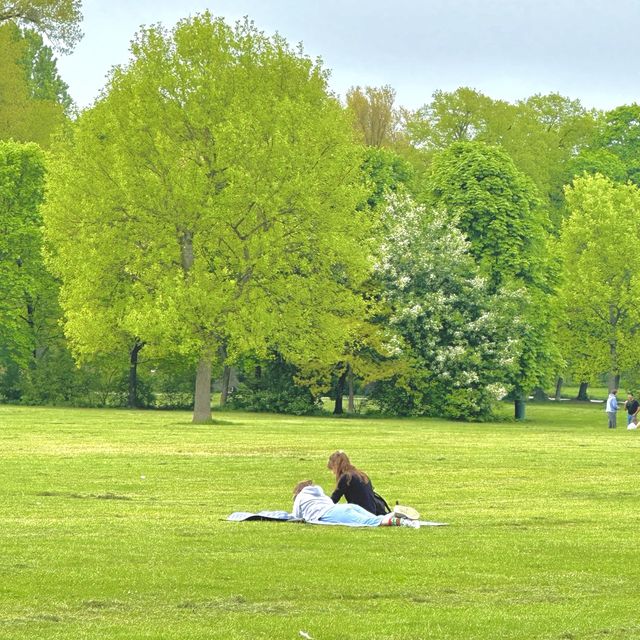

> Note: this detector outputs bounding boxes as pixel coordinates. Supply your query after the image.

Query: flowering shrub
[370,192,521,420]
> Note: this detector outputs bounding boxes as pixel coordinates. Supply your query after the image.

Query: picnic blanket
[227,510,302,522]
[227,510,448,526]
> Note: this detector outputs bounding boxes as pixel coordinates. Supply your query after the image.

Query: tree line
[2,4,639,421]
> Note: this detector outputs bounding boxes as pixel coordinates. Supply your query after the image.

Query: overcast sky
[56,0,640,112]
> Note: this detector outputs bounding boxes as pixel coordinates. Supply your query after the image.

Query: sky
[56,0,640,112]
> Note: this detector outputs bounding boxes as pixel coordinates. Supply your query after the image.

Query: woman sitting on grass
[327,450,420,520]
[292,480,419,528]
[327,450,377,513]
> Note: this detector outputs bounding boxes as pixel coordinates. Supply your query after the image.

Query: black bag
[372,490,391,516]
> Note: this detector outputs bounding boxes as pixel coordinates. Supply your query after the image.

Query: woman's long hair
[327,451,369,487]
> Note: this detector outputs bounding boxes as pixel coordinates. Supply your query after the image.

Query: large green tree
[371,192,521,420]
[346,85,397,148]
[19,24,73,110]
[43,13,371,422]
[426,141,547,288]
[587,104,640,185]
[0,140,45,367]
[406,87,502,151]
[425,141,557,410]
[558,174,640,390]
[0,23,65,145]
[0,139,71,403]
[405,88,597,228]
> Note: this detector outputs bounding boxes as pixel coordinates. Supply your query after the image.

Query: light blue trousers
[320,503,385,527]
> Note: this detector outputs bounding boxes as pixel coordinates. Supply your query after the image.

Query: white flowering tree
[372,192,522,420]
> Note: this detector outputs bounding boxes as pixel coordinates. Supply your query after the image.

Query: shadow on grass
[36,491,133,500]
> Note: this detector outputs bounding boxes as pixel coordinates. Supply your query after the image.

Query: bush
[228,357,322,416]
[369,376,498,421]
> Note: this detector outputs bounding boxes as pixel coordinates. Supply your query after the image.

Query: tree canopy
[0,140,46,367]
[372,192,521,419]
[0,23,66,145]
[346,85,397,147]
[558,174,640,389]
[426,141,547,289]
[43,13,372,422]
[0,0,82,52]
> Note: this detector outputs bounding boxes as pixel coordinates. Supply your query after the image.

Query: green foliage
[367,376,416,416]
[228,355,321,415]
[405,89,598,229]
[371,193,519,420]
[425,142,558,397]
[12,343,88,405]
[345,84,397,147]
[591,104,640,185]
[0,139,94,406]
[43,13,371,421]
[558,174,640,385]
[510,93,598,217]
[566,148,628,183]
[406,86,499,150]
[0,23,66,145]
[146,356,195,410]
[426,141,547,289]
[361,146,414,209]
[0,140,45,367]
[19,25,73,109]
[0,0,83,52]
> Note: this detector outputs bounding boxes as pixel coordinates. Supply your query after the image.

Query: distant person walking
[624,393,639,425]
[605,389,619,429]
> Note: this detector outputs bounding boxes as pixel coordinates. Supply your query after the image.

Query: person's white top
[605,393,618,412]
[293,485,334,522]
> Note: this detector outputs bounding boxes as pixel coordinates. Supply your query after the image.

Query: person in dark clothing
[624,393,639,426]
[326,451,420,519]
[327,451,377,514]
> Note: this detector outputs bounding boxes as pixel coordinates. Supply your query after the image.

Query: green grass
[1,402,639,639]
[559,385,610,401]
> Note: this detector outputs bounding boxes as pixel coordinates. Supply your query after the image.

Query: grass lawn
[1,402,639,639]
[558,386,610,402]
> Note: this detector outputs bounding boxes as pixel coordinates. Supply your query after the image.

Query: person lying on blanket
[292,480,420,528]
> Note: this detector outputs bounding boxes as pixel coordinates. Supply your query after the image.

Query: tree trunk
[607,373,621,392]
[193,356,212,423]
[554,377,563,401]
[608,305,620,392]
[218,343,230,407]
[576,381,589,401]
[220,365,231,406]
[179,229,214,422]
[333,370,347,415]
[347,364,355,413]
[26,297,36,359]
[128,340,144,408]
